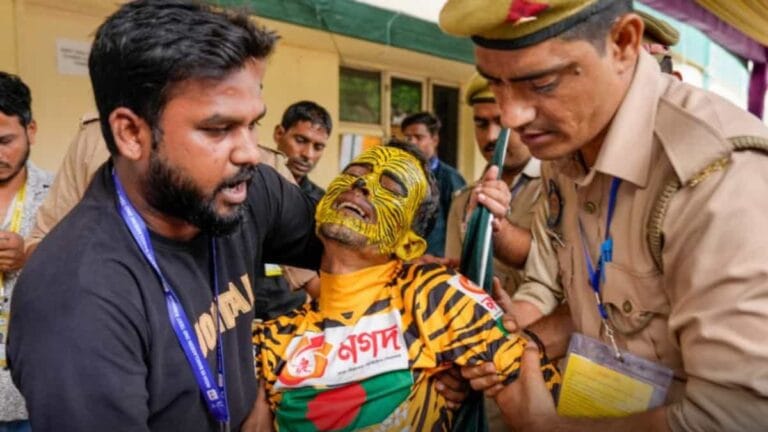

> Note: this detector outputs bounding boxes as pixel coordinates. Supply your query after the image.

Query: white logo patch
[447,275,504,320]
[275,309,410,390]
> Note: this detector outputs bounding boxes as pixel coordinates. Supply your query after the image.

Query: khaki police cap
[440,0,619,50]
[638,11,679,47]
[465,73,495,106]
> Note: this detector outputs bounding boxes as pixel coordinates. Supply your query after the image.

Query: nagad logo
[458,275,486,296]
[454,275,502,318]
[278,335,333,386]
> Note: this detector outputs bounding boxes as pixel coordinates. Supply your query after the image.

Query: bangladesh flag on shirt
[276,370,411,432]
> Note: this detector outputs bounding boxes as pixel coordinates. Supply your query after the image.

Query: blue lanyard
[428,156,439,172]
[579,177,621,321]
[510,175,529,201]
[112,170,230,425]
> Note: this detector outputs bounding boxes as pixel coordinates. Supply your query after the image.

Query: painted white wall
[355,0,443,22]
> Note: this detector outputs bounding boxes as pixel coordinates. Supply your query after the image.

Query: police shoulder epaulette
[655,98,732,186]
[647,135,768,271]
[258,145,287,158]
[257,145,289,170]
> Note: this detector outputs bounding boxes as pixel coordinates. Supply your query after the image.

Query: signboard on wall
[56,38,90,76]
[339,134,382,168]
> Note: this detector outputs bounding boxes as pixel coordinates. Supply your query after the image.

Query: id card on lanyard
[556,178,672,418]
[0,183,26,368]
[263,263,283,277]
[558,333,673,418]
[113,170,230,429]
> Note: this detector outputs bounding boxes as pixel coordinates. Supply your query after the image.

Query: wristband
[523,328,549,361]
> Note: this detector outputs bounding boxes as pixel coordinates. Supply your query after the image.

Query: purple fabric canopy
[640,0,767,118]
[750,60,767,118]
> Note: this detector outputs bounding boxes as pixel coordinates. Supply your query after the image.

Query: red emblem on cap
[506,0,549,24]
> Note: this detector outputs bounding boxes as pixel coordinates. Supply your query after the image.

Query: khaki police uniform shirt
[522,51,768,431]
[444,158,542,296]
[26,114,317,290]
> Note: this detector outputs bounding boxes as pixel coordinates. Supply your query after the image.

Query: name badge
[264,263,283,277]
[557,333,673,418]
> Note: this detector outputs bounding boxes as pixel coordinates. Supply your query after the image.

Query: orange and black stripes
[254,261,561,431]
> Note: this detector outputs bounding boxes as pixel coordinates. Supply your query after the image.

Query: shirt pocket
[602,263,680,368]
[553,242,575,299]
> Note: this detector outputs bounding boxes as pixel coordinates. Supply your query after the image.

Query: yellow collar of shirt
[318,260,401,319]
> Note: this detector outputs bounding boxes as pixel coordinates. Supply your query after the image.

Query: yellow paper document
[557,353,654,418]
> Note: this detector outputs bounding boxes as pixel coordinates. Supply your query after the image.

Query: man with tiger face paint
[252,140,560,432]
[314,143,432,262]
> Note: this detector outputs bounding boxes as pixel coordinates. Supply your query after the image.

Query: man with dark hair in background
[0,71,53,432]
[274,100,331,203]
[401,111,465,257]
[255,100,332,315]
[440,0,768,430]
[8,1,322,431]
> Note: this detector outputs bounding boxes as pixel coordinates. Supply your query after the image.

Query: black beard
[144,150,255,236]
[0,138,30,185]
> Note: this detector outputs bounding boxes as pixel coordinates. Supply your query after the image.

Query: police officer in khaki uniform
[440,0,768,431]
[445,74,544,302]
[445,74,545,432]
[26,114,317,294]
[439,8,684,330]
[493,7,685,324]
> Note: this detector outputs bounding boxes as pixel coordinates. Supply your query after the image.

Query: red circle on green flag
[307,383,366,431]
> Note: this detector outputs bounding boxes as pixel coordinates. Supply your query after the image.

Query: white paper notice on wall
[56,39,91,76]
[339,133,363,169]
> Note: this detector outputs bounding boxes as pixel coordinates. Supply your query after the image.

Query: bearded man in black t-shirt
[7,1,322,431]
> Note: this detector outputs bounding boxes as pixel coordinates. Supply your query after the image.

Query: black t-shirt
[253,176,325,320]
[298,176,325,205]
[8,163,322,432]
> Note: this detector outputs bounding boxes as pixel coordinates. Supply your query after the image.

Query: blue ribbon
[509,174,529,202]
[580,177,622,321]
[112,169,229,424]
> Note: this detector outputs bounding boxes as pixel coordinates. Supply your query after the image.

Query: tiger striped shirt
[254,260,560,431]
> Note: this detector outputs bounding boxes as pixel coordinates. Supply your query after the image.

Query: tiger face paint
[316,146,428,260]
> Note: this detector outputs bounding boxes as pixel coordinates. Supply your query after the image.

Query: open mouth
[333,194,375,223]
[220,181,248,204]
[217,167,255,205]
[220,166,255,189]
[338,202,366,219]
